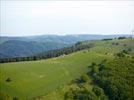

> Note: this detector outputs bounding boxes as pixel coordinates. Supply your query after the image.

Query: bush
[122,50,128,54]
[13,97,19,100]
[92,86,103,96]
[65,88,96,100]
[116,52,125,57]
[91,66,99,75]
[123,44,127,46]
[64,91,74,100]
[115,43,119,45]
[128,48,132,52]
[81,74,89,82]
[91,62,96,67]
[74,91,94,100]
[99,64,105,71]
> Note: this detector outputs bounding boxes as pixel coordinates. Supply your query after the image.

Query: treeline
[102,36,133,41]
[0,42,93,63]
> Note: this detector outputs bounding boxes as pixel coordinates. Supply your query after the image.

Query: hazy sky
[0,1,134,36]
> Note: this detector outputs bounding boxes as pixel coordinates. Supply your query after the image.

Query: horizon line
[0,33,133,37]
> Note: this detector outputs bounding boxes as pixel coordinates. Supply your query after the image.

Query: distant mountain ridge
[0,40,69,59]
[0,34,133,59]
[1,34,133,44]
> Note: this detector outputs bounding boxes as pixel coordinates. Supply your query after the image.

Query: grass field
[0,39,133,100]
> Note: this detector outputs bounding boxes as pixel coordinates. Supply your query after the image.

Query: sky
[0,1,134,36]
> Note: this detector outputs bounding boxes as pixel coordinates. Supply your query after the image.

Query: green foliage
[91,62,96,67]
[75,41,82,46]
[81,74,89,82]
[102,38,113,41]
[92,86,103,96]
[121,49,128,54]
[91,65,99,76]
[64,90,74,100]
[128,48,132,52]
[65,88,96,100]
[91,58,134,100]
[13,97,19,100]
[116,52,125,57]
[118,37,126,39]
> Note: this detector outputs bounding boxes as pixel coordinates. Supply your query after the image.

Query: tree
[75,41,82,46]
[118,37,126,39]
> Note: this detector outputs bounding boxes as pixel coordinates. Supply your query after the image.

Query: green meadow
[0,39,134,100]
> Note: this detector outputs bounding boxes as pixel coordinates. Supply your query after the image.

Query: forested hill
[0,37,133,63]
[0,40,93,63]
[0,40,69,59]
[0,34,133,59]
[1,34,132,44]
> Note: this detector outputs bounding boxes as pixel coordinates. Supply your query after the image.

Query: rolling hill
[0,38,134,100]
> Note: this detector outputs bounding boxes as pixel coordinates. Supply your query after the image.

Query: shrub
[116,52,125,57]
[128,48,132,52]
[92,86,103,96]
[6,78,11,82]
[122,50,128,54]
[81,74,89,82]
[13,97,19,100]
[91,62,96,67]
[115,43,119,45]
[123,44,127,46]
[64,91,74,100]
[65,88,96,100]
[91,66,99,75]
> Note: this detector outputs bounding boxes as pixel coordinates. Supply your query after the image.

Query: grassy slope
[0,39,133,100]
